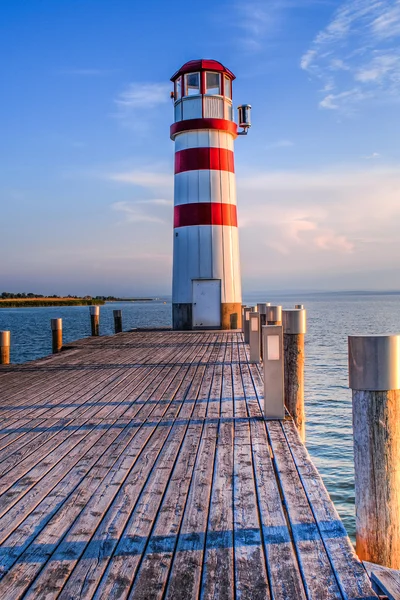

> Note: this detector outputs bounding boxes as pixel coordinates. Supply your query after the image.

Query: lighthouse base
[172,303,242,331]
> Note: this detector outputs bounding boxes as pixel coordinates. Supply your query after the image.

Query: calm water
[1,293,400,540]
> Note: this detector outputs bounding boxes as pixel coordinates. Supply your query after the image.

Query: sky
[1,0,400,296]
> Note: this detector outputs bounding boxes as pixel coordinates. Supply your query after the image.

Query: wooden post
[283,309,306,442]
[51,318,63,353]
[90,305,100,336]
[349,334,400,569]
[113,309,122,334]
[249,312,261,363]
[266,305,282,325]
[0,331,10,365]
[243,306,255,344]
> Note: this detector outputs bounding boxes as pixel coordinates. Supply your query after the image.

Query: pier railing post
[266,305,282,326]
[51,318,63,354]
[113,310,122,334]
[349,334,400,569]
[283,309,306,441]
[244,306,255,344]
[249,312,261,363]
[0,331,10,365]
[90,306,100,336]
[262,325,285,419]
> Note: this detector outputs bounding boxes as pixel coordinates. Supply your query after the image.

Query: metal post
[282,309,306,441]
[51,318,63,354]
[257,303,268,327]
[241,305,247,333]
[249,312,261,363]
[90,305,100,336]
[244,306,255,344]
[113,309,123,334]
[349,334,400,569]
[0,331,10,365]
[295,304,304,309]
[266,305,282,325]
[262,325,285,419]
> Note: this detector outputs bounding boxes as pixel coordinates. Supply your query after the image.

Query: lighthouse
[170,59,250,330]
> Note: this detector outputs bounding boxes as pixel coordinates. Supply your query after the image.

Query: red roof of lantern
[171,59,235,82]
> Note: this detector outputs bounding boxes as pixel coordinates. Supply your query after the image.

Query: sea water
[1,292,400,540]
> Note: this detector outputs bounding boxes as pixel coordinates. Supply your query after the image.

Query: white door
[192,279,221,328]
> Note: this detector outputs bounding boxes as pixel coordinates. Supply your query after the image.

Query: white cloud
[363,152,381,159]
[114,83,171,131]
[107,168,173,193]
[111,200,170,224]
[301,0,400,110]
[265,139,294,149]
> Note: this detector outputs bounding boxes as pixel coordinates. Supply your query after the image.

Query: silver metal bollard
[282,309,306,441]
[295,304,304,309]
[249,312,261,363]
[51,318,63,353]
[241,305,247,333]
[349,334,400,568]
[90,305,100,336]
[266,305,282,325]
[262,325,285,419]
[0,331,10,365]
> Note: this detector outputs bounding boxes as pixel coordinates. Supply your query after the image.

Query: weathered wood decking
[0,330,376,599]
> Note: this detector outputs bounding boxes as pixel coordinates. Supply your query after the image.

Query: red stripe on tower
[175,148,235,174]
[174,202,238,228]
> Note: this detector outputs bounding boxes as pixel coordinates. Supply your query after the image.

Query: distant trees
[0,292,80,299]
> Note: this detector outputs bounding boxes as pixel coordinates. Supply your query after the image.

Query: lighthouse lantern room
[170,59,250,330]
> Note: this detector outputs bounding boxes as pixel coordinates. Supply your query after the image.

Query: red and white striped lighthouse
[170,59,249,330]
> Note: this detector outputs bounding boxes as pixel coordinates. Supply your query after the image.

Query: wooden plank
[165,422,219,600]
[233,418,270,599]
[267,421,342,599]
[200,419,235,600]
[283,421,378,600]
[127,422,203,600]
[250,419,307,599]
[364,561,400,600]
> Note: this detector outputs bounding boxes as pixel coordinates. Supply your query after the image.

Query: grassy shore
[0,298,105,308]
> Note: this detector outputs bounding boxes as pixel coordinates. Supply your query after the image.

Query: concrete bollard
[0,331,10,365]
[266,305,282,325]
[282,309,306,441]
[349,334,400,569]
[90,305,100,336]
[51,318,63,354]
[262,325,285,419]
[243,306,256,344]
[113,310,123,334]
[249,312,261,363]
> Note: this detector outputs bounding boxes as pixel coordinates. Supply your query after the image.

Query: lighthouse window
[224,75,232,99]
[184,72,200,96]
[175,76,182,100]
[205,72,221,95]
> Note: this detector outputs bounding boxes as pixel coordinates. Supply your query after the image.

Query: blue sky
[1,0,400,295]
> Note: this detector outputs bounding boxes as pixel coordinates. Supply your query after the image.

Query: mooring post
[241,305,247,333]
[295,304,304,309]
[282,309,306,441]
[113,309,122,334]
[257,303,267,327]
[262,325,285,419]
[90,305,100,336]
[266,305,282,325]
[0,331,10,365]
[51,318,63,354]
[244,306,255,344]
[249,312,261,363]
[349,334,400,569]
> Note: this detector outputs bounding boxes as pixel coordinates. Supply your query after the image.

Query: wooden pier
[0,330,377,599]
